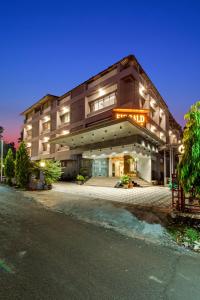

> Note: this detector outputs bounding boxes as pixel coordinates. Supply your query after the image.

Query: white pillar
[108,157,113,177]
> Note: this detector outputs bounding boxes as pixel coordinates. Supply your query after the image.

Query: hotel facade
[21,55,182,184]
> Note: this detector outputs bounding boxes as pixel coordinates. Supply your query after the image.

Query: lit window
[139,83,146,97]
[90,92,116,113]
[42,121,51,132]
[150,98,156,108]
[60,112,70,124]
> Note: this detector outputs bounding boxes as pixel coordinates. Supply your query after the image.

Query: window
[60,112,70,124]
[90,92,116,113]
[42,121,51,132]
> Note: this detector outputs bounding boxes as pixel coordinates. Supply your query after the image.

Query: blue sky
[0,0,199,143]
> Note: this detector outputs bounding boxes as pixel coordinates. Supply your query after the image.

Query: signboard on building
[113,108,149,126]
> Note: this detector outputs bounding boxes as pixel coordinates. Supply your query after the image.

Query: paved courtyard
[22,183,172,243]
[53,182,171,208]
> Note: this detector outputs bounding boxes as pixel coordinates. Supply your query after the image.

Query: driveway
[53,182,171,208]
[0,185,200,300]
[23,182,172,244]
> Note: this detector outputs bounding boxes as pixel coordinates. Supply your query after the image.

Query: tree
[4,148,15,185]
[178,101,200,196]
[15,142,31,188]
[41,160,62,186]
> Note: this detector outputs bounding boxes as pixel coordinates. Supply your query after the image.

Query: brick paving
[53,182,171,208]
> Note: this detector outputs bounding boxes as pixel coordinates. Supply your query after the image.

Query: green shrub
[184,228,200,244]
[41,160,62,185]
[76,174,85,181]
[15,142,31,188]
[178,101,200,196]
[4,149,15,185]
[168,179,178,190]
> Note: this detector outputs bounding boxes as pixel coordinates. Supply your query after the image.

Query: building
[21,55,182,183]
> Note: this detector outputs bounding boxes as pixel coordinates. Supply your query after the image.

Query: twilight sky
[0,0,199,145]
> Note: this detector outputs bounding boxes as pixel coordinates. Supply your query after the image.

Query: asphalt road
[0,185,200,300]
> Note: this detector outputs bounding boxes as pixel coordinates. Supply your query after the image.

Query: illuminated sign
[178,144,185,154]
[113,108,149,126]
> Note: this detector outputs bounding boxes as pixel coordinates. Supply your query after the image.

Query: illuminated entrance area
[84,146,153,182]
[111,156,124,177]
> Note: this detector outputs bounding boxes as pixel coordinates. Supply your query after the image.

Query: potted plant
[128,178,133,189]
[76,174,85,185]
[120,175,130,189]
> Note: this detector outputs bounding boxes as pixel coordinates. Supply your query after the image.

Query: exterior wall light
[151,125,156,133]
[43,137,49,142]
[178,144,185,154]
[99,88,105,97]
[27,124,32,130]
[150,98,156,107]
[43,115,50,122]
[139,83,146,96]
[61,106,69,113]
[62,130,69,135]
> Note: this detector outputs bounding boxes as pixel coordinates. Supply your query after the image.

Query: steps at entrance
[132,177,152,187]
[85,176,152,188]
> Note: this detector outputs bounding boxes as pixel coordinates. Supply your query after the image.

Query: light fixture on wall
[43,115,50,122]
[98,88,105,97]
[43,137,49,142]
[139,83,146,96]
[62,130,69,135]
[26,124,32,130]
[150,98,156,107]
[61,106,69,114]
[178,144,185,154]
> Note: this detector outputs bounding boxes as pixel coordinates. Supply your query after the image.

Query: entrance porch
[83,148,152,183]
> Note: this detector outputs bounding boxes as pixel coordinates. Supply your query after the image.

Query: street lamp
[39,161,46,168]
[0,127,4,182]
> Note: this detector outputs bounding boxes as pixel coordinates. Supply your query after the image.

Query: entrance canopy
[50,118,162,150]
